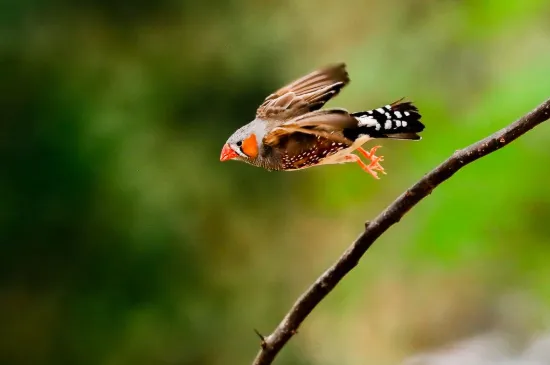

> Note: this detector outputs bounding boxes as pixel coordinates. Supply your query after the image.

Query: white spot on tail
[402,121,407,127]
[376,108,385,114]
[384,120,392,129]
[385,105,391,110]
[404,111,410,116]
[356,115,381,131]
[394,111,402,118]
[395,120,401,127]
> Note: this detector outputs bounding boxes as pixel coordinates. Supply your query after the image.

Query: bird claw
[357,146,386,176]
[362,163,381,179]
[349,156,382,179]
[361,145,381,159]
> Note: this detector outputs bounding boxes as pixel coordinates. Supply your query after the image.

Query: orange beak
[220,144,239,162]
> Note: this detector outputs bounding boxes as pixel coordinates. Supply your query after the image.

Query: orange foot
[344,154,384,180]
[357,146,386,174]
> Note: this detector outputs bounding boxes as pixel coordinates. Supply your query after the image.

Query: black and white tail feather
[346,99,424,141]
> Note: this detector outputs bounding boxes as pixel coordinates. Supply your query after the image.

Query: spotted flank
[347,100,424,141]
[281,137,349,170]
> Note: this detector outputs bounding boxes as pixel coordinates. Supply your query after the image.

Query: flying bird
[220,63,424,179]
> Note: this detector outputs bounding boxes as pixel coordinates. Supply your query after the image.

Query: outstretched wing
[256,63,350,121]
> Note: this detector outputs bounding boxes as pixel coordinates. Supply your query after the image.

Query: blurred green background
[2,1,550,364]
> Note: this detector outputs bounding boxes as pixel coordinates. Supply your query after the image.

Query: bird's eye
[236,141,242,147]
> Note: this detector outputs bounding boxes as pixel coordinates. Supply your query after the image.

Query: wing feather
[256,63,350,120]
[263,109,356,147]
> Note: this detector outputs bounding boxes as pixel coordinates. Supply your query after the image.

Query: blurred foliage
[1,0,550,365]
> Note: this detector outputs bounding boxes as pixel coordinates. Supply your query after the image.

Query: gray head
[219,120,268,165]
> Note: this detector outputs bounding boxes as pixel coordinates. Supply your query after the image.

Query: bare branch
[251,98,550,365]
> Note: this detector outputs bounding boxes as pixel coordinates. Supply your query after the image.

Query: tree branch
[251,98,550,365]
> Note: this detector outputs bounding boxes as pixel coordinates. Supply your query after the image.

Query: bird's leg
[357,145,381,159]
[357,146,386,174]
[357,146,384,169]
[344,155,381,179]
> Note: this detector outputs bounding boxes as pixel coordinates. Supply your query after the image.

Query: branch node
[253,329,267,349]
[364,220,371,229]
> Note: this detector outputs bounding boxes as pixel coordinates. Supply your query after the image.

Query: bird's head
[220,123,260,163]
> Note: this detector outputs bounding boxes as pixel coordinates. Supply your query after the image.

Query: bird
[219,63,424,179]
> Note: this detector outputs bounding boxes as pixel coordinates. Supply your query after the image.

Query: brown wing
[263,109,358,147]
[256,63,350,121]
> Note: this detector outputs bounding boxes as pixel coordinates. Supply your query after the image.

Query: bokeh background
[2,1,550,364]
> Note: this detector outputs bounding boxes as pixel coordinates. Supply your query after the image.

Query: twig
[251,98,550,365]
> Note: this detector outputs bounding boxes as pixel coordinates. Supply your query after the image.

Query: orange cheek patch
[242,133,258,158]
